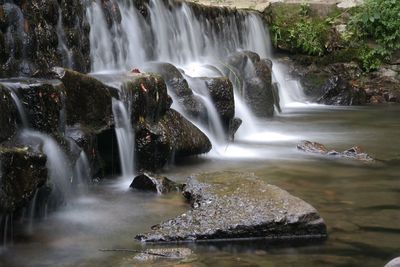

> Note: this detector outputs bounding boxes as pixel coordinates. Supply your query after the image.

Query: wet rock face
[141,62,205,119]
[0,78,66,134]
[0,85,17,142]
[297,140,374,162]
[227,51,275,117]
[52,68,114,131]
[136,171,327,242]
[136,109,212,171]
[0,0,90,77]
[65,126,101,178]
[0,147,47,213]
[317,76,367,105]
[130,173,183,194]
[5,78,65,134]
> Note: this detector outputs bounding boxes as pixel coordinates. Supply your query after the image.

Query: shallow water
[1,105,399,267]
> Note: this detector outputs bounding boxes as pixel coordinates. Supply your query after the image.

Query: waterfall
[86,0,146,72]
[112,98,135,178]
[85,0,308,147]
[56,8,73,69]
[184,76,226,143]
[20,130,73,201]
[272,62,308,108]
[1,82,29,128]
[0,214,13,249]
[73,151,91,193]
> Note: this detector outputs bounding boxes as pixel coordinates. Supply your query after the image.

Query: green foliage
[349,0,400,71]
[270,3,330,56]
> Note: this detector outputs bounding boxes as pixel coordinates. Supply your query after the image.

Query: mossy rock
[0,146,47,213]
[52,68,114,131]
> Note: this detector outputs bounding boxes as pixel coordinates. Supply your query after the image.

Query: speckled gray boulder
[136,171,327,242]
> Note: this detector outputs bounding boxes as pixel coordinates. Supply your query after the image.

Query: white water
[1,214,12,248]
[272,62,308,108]
[86,0,146,72]
[56,8,73,69]
[72,151,91,194]
[185,76,226,143]
[27,189,38,234]
[0,83,29,128]
[112,98,135,178]
[20,130,73,200]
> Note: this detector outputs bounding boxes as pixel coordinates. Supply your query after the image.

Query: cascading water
[86,0,146,72]
[56,8,73,69]
[242,13,307,108]
[112,98,135,178]
[0,82,29,128]
[85,0,308,150]
[20,130,73,201]
[184,76,226,144]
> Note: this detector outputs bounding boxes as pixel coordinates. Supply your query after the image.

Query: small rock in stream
[136,171,327,243]
[133,248,194,262]
[297,141,374,162]
[130,173,183,194]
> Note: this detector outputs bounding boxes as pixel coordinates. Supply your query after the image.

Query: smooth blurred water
[1,105,399,267]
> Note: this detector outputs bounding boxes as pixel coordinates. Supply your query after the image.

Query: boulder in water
[226,51,275,117]
[0,146,47,213]
[136,110,212,171]
[136,171,327,242]
[130,173,183,194]
[202,77,235,131]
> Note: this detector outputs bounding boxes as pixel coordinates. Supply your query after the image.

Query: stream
[1,104,399,267]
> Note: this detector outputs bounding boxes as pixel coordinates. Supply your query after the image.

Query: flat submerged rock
[136,172,327,243]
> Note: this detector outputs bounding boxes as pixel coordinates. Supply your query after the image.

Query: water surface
[1,105,399,267]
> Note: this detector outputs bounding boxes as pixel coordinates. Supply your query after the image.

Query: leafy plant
[349,0,400,70]
[270,3,330,56]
